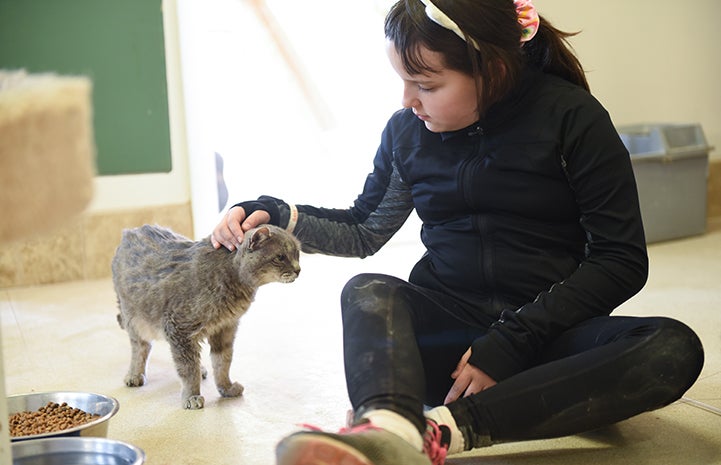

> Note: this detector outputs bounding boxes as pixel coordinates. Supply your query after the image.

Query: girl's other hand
[444,348,497,404]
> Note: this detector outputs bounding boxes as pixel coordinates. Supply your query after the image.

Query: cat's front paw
[124,373,146,387]
[183,395,205,410]
[218,382,244,398]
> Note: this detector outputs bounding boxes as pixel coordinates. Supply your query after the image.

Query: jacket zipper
[459,126,494,293]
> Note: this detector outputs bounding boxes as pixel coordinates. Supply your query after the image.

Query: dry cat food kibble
[9,401,101,437]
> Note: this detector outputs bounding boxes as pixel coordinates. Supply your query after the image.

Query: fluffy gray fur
[111,224,300,409]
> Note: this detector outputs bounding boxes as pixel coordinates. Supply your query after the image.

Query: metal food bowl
[7,391,120,442]
[12,437,145,465]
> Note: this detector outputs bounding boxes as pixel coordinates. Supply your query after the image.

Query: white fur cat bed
[0,70,95,243]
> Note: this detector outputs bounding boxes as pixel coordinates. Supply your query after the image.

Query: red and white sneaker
[276,419,450,465]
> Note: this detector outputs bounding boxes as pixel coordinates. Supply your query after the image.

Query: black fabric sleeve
[292,135,416,257]
[235,122,416,258]
[232,196,282,226]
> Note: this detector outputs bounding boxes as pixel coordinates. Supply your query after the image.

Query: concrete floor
[2,219,720,465]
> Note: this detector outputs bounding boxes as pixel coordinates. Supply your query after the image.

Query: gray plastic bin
[617,123,712,243]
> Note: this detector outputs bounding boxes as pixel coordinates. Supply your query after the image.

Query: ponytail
[523,15,590,91]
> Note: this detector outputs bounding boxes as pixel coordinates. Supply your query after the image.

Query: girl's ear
[249,226,271,251]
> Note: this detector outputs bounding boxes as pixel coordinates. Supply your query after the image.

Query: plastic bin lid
[617,123,714,158]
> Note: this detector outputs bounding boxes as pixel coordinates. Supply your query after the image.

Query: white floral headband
[419,0,540,48]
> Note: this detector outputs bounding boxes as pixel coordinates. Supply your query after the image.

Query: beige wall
[537,0,720,158]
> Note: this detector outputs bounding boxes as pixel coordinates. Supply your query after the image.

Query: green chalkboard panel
[0,0,172,175]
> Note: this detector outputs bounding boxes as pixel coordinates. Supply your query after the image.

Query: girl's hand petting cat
[444,348,497,404]
[211,206,271,251]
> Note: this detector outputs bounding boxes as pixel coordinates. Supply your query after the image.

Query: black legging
[340,273,704,449]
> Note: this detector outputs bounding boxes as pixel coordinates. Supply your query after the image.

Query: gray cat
[111,223,301,409]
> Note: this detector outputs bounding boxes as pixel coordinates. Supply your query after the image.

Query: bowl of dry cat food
[7,391,120,442]
[11,437,145,465]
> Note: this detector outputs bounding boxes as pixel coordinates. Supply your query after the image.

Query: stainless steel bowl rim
[12,436,145,465]
[7,391,120,441]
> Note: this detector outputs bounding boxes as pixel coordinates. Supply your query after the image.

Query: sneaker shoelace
[298,419,381,435]
[423,420,449,465]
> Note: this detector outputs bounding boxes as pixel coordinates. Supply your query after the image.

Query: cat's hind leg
[124,327,152,387]
[208,321,244,398]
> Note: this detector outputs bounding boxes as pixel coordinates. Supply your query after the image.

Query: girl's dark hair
[384,0,589,115]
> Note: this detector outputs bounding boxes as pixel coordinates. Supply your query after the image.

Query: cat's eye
[275,254,287,263]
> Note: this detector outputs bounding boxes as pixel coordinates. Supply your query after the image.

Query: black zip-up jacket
[242,68,648,382]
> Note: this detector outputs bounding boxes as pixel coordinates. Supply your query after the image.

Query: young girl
[212,1,705,464]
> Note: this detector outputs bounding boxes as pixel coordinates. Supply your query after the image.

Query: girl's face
[386,41,480,133]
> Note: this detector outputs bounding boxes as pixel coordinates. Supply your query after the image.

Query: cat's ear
[248,226,271,251]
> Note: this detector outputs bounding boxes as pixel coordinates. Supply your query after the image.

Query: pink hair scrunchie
[514,0,540,43]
